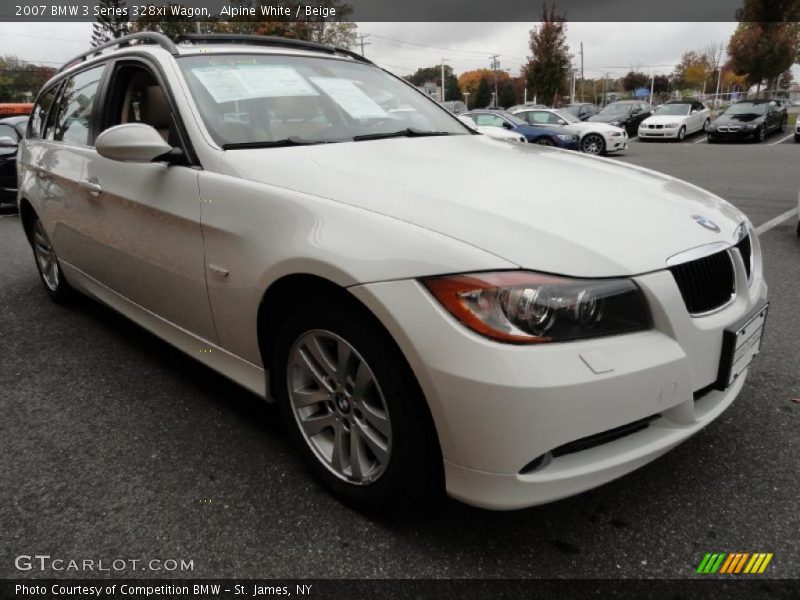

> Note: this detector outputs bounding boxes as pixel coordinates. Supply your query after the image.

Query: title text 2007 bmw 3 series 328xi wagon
[17,33,768,511]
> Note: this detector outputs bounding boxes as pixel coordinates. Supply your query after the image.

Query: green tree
[499,81,517,108]
[0,56,55,102]
[405,65,461,101]
[474,77,491,109]
[728,0,800,92]
[91,0,131,46]
[525,3,571,106]
[622,71,648,92]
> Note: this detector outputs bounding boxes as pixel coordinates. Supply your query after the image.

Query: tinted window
[28,86,59,139]
[53,65,105,146]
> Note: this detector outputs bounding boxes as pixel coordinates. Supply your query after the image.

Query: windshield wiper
[352,128,457,141]
[222,137,342,150]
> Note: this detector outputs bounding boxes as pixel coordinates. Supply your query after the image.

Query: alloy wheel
[581,134,604,155]
[287,330,392,485]
[758,127,766,142]
[678,126,686,141]
[32,218,60,291]
[536,138,554,146]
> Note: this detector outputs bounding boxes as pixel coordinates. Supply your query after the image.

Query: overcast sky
[2,21,797,80]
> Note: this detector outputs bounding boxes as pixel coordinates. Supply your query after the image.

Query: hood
[570,122,624,134]
[715,113,764,124]
[641,114,689,126]
[220,136,747,278]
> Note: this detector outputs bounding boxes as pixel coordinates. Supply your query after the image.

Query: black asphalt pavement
[1,141,798,581]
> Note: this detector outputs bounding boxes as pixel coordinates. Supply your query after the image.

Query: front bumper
[638,125,681,139]
[707,128,759,141]
[554,137,580,150]
[350,255,767,510]
[605,132,628,152]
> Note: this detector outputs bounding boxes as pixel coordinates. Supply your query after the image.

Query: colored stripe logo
[696,552,773,574]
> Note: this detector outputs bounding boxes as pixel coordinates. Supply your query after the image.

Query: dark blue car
[462,110,580,149]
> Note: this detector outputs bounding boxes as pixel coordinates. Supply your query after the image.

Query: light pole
[463,91,470,109]
[440,59,449,102]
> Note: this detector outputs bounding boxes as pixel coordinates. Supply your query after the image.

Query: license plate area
[715,302,768,390]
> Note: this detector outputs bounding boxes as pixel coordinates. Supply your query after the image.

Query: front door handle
[79,178,102,196]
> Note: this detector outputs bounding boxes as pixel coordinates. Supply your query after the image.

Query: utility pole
[490,54,500,108]
[580,42,584,102]
[463,91,470,108]
[440,59,448,102]
[357,34,371,57]
[649,68,655,107]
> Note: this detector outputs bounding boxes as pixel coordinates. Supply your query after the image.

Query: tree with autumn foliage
[458,68,510,107]
[525,4,572,106]
[727,0,800,92]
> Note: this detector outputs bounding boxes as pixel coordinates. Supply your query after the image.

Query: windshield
[563,105,581,116]
[178,54,469,147]
[598,103,633,116]
[655,104,691,116]
[725,102,767,115]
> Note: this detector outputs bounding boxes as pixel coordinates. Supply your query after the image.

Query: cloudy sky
[2,21,795,81]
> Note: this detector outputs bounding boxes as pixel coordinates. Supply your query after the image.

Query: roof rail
[58,32,179,73]
[173,34,373,65]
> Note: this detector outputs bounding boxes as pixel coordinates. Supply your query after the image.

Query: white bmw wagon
[18,33,768,511]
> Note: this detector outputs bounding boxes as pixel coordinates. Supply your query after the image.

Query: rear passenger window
[53,65,105,146]
[28,86,59,139]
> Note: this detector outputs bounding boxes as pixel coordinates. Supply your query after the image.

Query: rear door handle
[79,178,102,196]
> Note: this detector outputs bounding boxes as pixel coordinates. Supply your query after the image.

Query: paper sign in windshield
[192,65,318,103]
[310,78,387,119]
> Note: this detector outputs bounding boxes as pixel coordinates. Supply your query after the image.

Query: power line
[364,33,495,57]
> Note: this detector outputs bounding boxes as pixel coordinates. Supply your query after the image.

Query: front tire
[756,127,766,142]
[535,137,554,147]
[272,298,442,512]
[677,126,686,141]
[30,215,74,303]
[580,133,605,155]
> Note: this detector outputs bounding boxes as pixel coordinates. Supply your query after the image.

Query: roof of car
[50,32,369,88]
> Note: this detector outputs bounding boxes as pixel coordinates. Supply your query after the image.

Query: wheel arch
[255,271,444,460]
[18,197,36,243]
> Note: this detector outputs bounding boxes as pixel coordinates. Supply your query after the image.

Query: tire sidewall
[581,134,605,155]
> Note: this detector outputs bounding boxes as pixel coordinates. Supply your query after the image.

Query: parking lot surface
[1,140,798,580]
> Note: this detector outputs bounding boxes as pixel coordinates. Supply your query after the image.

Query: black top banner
[3,0,799,22]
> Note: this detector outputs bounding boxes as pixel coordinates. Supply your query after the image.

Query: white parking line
[770,133,795,145]
[693,137,707,144]
[755,208,799,234]
[628,136,638,142]
[0,213,18,219]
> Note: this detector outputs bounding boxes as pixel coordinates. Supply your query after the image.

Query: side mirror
[557,119,567,125]
[0,136,17,147]
[96,123,173,163]
[501,121,513,129]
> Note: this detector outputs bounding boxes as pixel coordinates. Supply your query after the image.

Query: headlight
[611,132,623,137]
[609,121,620,126]
[422,271,650,344]
[556,134,576,141]
[665,123,679,128]
[745,123,758,129]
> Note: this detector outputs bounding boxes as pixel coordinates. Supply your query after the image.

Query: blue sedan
[462,110,580,149]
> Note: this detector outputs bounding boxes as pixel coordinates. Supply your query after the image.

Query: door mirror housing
[96,124,173,163]
[501,121,513,129]
[0,136,17,147]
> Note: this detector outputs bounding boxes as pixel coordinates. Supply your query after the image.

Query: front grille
[735,234,752,279]
[670,250,735,314]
